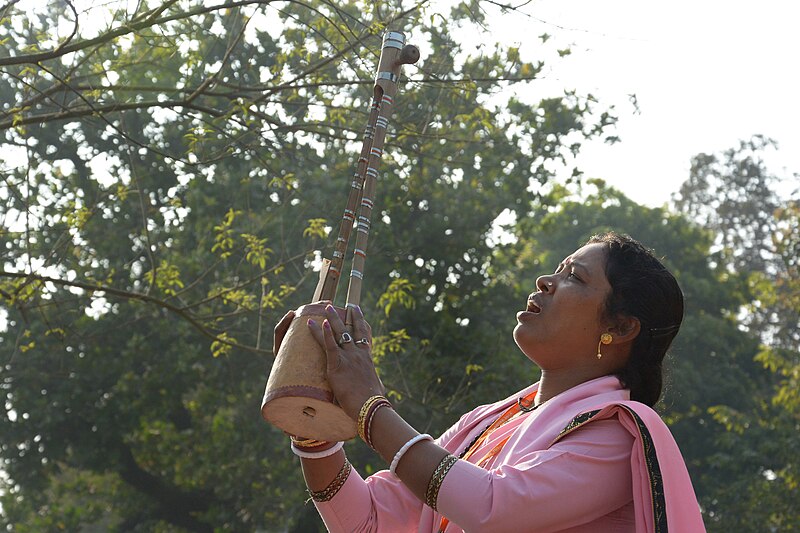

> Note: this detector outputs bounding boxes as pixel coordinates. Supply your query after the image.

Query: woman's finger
[306,317,324,346]
[349,305,372,346]
[321,319,342,372]
[273,310,295,356]
[324,304,348,337]
[306,318,341,373]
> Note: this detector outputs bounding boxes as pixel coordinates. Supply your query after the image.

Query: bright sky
[7,0,799,210]
[479,0,800,207]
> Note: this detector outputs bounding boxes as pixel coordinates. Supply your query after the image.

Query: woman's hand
[307,304,384,420]
[271,300,335,355]
[273,308,297,357]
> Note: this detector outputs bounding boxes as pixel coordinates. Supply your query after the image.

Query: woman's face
[513,243,613,368]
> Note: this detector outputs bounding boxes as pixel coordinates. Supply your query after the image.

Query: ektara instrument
[261,31,420,441]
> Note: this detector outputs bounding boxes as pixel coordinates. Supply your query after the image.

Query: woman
[275,232,706,532]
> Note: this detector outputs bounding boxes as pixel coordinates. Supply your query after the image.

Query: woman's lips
[517,296,542,322]
[526,297,541,313]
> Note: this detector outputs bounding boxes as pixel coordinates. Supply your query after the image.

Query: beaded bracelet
[389,433,433,474]
[425,454,459,511]
[307,459,352,502]
[291,440,344,460]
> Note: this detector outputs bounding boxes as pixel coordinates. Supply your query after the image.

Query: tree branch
[51,1,80,57]
[0,0,21,17]
[185,6,252,104]
[0,269,274,356]
[0,0,277,67]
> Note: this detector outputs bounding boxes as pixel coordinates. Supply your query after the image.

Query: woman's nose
[536,275,555,293]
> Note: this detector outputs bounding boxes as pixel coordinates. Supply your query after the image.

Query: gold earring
[597,333,613,359]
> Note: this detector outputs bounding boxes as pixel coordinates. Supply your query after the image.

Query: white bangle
[291,441,344,459]
[390,433,433,474]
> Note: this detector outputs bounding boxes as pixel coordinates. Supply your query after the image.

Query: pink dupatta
[550,399,706,532]
[436,375,706,532]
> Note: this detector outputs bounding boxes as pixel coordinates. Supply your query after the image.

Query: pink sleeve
[311,408,489,532]
[313,465,424,532]
[436,418,634,532]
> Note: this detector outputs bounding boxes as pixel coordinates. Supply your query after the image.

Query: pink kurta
[313,375,705,532]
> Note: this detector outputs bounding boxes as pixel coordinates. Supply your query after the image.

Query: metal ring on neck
[376,71,399,83]
[383,31,405,49]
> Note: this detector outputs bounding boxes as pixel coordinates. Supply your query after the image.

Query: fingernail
[323,320,331,330]
[326,304,334,312]
[307,318,316,326]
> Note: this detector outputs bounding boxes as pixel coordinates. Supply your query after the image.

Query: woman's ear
[609,315,641,344]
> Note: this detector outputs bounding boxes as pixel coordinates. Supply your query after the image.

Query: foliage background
[1,0,797,531]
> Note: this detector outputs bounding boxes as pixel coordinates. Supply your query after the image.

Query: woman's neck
[537,367,608,405]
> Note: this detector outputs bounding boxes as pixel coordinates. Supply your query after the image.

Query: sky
[472,0,800,207]
[10,0,798,210]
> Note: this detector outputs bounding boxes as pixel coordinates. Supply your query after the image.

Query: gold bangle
[290,436,328,448]
[307,459,352,503]
[364,400,392,448]
[357,396,383,440]
[425,454,458,511]
[357,395,388,442]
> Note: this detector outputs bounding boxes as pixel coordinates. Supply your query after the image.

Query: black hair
[587,232,684,407]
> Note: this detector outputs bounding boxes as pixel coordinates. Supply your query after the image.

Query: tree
[673,138,800,530]
[673,135,787,273]
[1,1,617,529]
